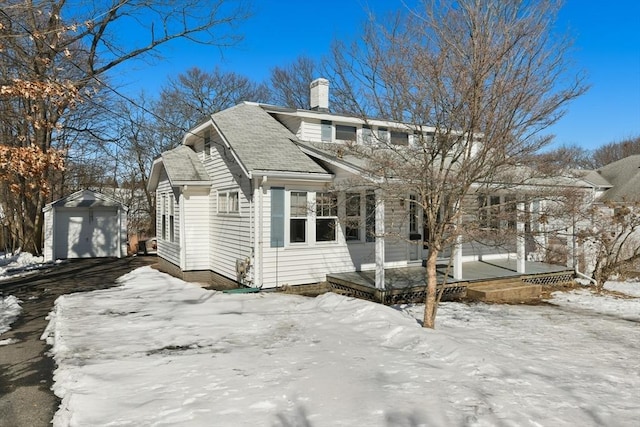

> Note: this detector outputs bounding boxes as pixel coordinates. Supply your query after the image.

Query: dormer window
[335,125,357,142]
[321,120,332,142]
[362,125,374,144]
[391,130,409,146]
[378,127,389,144]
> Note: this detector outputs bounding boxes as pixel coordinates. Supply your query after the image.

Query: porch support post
[516,201,526,273]
[453,234,463,280]
[375,192,385,290]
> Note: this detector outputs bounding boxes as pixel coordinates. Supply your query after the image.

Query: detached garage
[43,190,128,262]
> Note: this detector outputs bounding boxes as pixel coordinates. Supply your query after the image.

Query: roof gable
[148,145,212,190]
[597,155,640,202]
[211,103,330,176]
[44,189,127,211]
[162,145,211,183]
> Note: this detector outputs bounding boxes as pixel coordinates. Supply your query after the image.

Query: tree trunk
[423,249,439,328]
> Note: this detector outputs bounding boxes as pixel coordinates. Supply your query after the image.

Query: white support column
[453,234,463,279]
[516,201,526,273]
[375,193,385,290]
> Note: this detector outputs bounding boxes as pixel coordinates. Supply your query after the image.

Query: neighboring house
[43,190,128,262]
[589,155,640,203]
[568,155,640,275]
[147,79,632,290]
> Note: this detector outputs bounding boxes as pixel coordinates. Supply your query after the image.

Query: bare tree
[533,144,594,171]
[0,0,249,253]
[586,201,640,288]
[269,55,317,109]
[329,0,587,328]
[592,135,640,168]
[157,66,270,144]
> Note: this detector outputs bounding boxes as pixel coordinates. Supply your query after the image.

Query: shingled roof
[597,154,640,202]
[596,155,640,202]
[161,145,211,184]
[148,145,211,191]
[211,103,329,175]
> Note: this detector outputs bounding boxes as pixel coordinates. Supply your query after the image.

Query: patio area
[326,259,575,304]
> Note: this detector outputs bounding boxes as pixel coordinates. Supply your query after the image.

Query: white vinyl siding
[297,119,325,142]
[205,131,253,283]
[156,171,180,267]
[256,184,411,288]
[182,188,209,270]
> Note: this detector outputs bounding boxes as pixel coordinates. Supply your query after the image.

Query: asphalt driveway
[0,256,157,427]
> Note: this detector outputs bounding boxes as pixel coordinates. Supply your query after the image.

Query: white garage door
[54,208,119,259]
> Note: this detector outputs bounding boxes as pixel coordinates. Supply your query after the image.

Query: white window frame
[289,190,309,244]
[361,125,374,145]
[218,189,240,215]
[335,124,357,142]
[161,193,167,241]
[315,192,338,243]
[345,192,362,242]
[168,194,175,243]
[320,120,333,142]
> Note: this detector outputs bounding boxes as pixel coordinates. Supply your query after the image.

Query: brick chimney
[310,78,329,111]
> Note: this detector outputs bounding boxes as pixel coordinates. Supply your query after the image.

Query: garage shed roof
[43,190,128,212]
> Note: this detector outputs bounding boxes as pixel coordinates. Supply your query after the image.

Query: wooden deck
[326,260,574,304]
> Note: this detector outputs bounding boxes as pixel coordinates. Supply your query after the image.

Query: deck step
[466,281,541,303]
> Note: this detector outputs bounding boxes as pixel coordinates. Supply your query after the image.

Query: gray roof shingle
[597,155,640,202]
[162,145,211,183]
[211,103,329,175]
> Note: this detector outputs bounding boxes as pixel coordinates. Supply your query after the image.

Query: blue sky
[117,0,640,151]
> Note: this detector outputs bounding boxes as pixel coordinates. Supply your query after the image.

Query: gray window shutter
[271,187,285,247]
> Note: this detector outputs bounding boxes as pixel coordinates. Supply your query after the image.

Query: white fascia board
[250,170,333,182]
[182,118,213,146]
[172,181,212,187]
[263,106,432,132]
[147,157,164,192]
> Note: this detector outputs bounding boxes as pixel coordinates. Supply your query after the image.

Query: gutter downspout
[249,178,254,286]
[257,176,267,288]
[575,268,598,288]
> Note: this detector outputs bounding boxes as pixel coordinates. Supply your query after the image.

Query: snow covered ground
[0,294,22,346]
[0,251,48,281]
[41,266,640,427]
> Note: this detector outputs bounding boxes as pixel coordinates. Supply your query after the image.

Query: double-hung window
[390,130,409,146]
[316,192,337,242]
[409,194,419,234]
[161,194,167,241]
[345,193,361,241]
[321,120,332,142]
[377,127,389,144]
[361,125,374,145]
[478,195,502,230]
[365,191,376,242]
[168,194,175,242]
[335,125,357,142]
[290,191,308,243]
[219,190,240,214]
